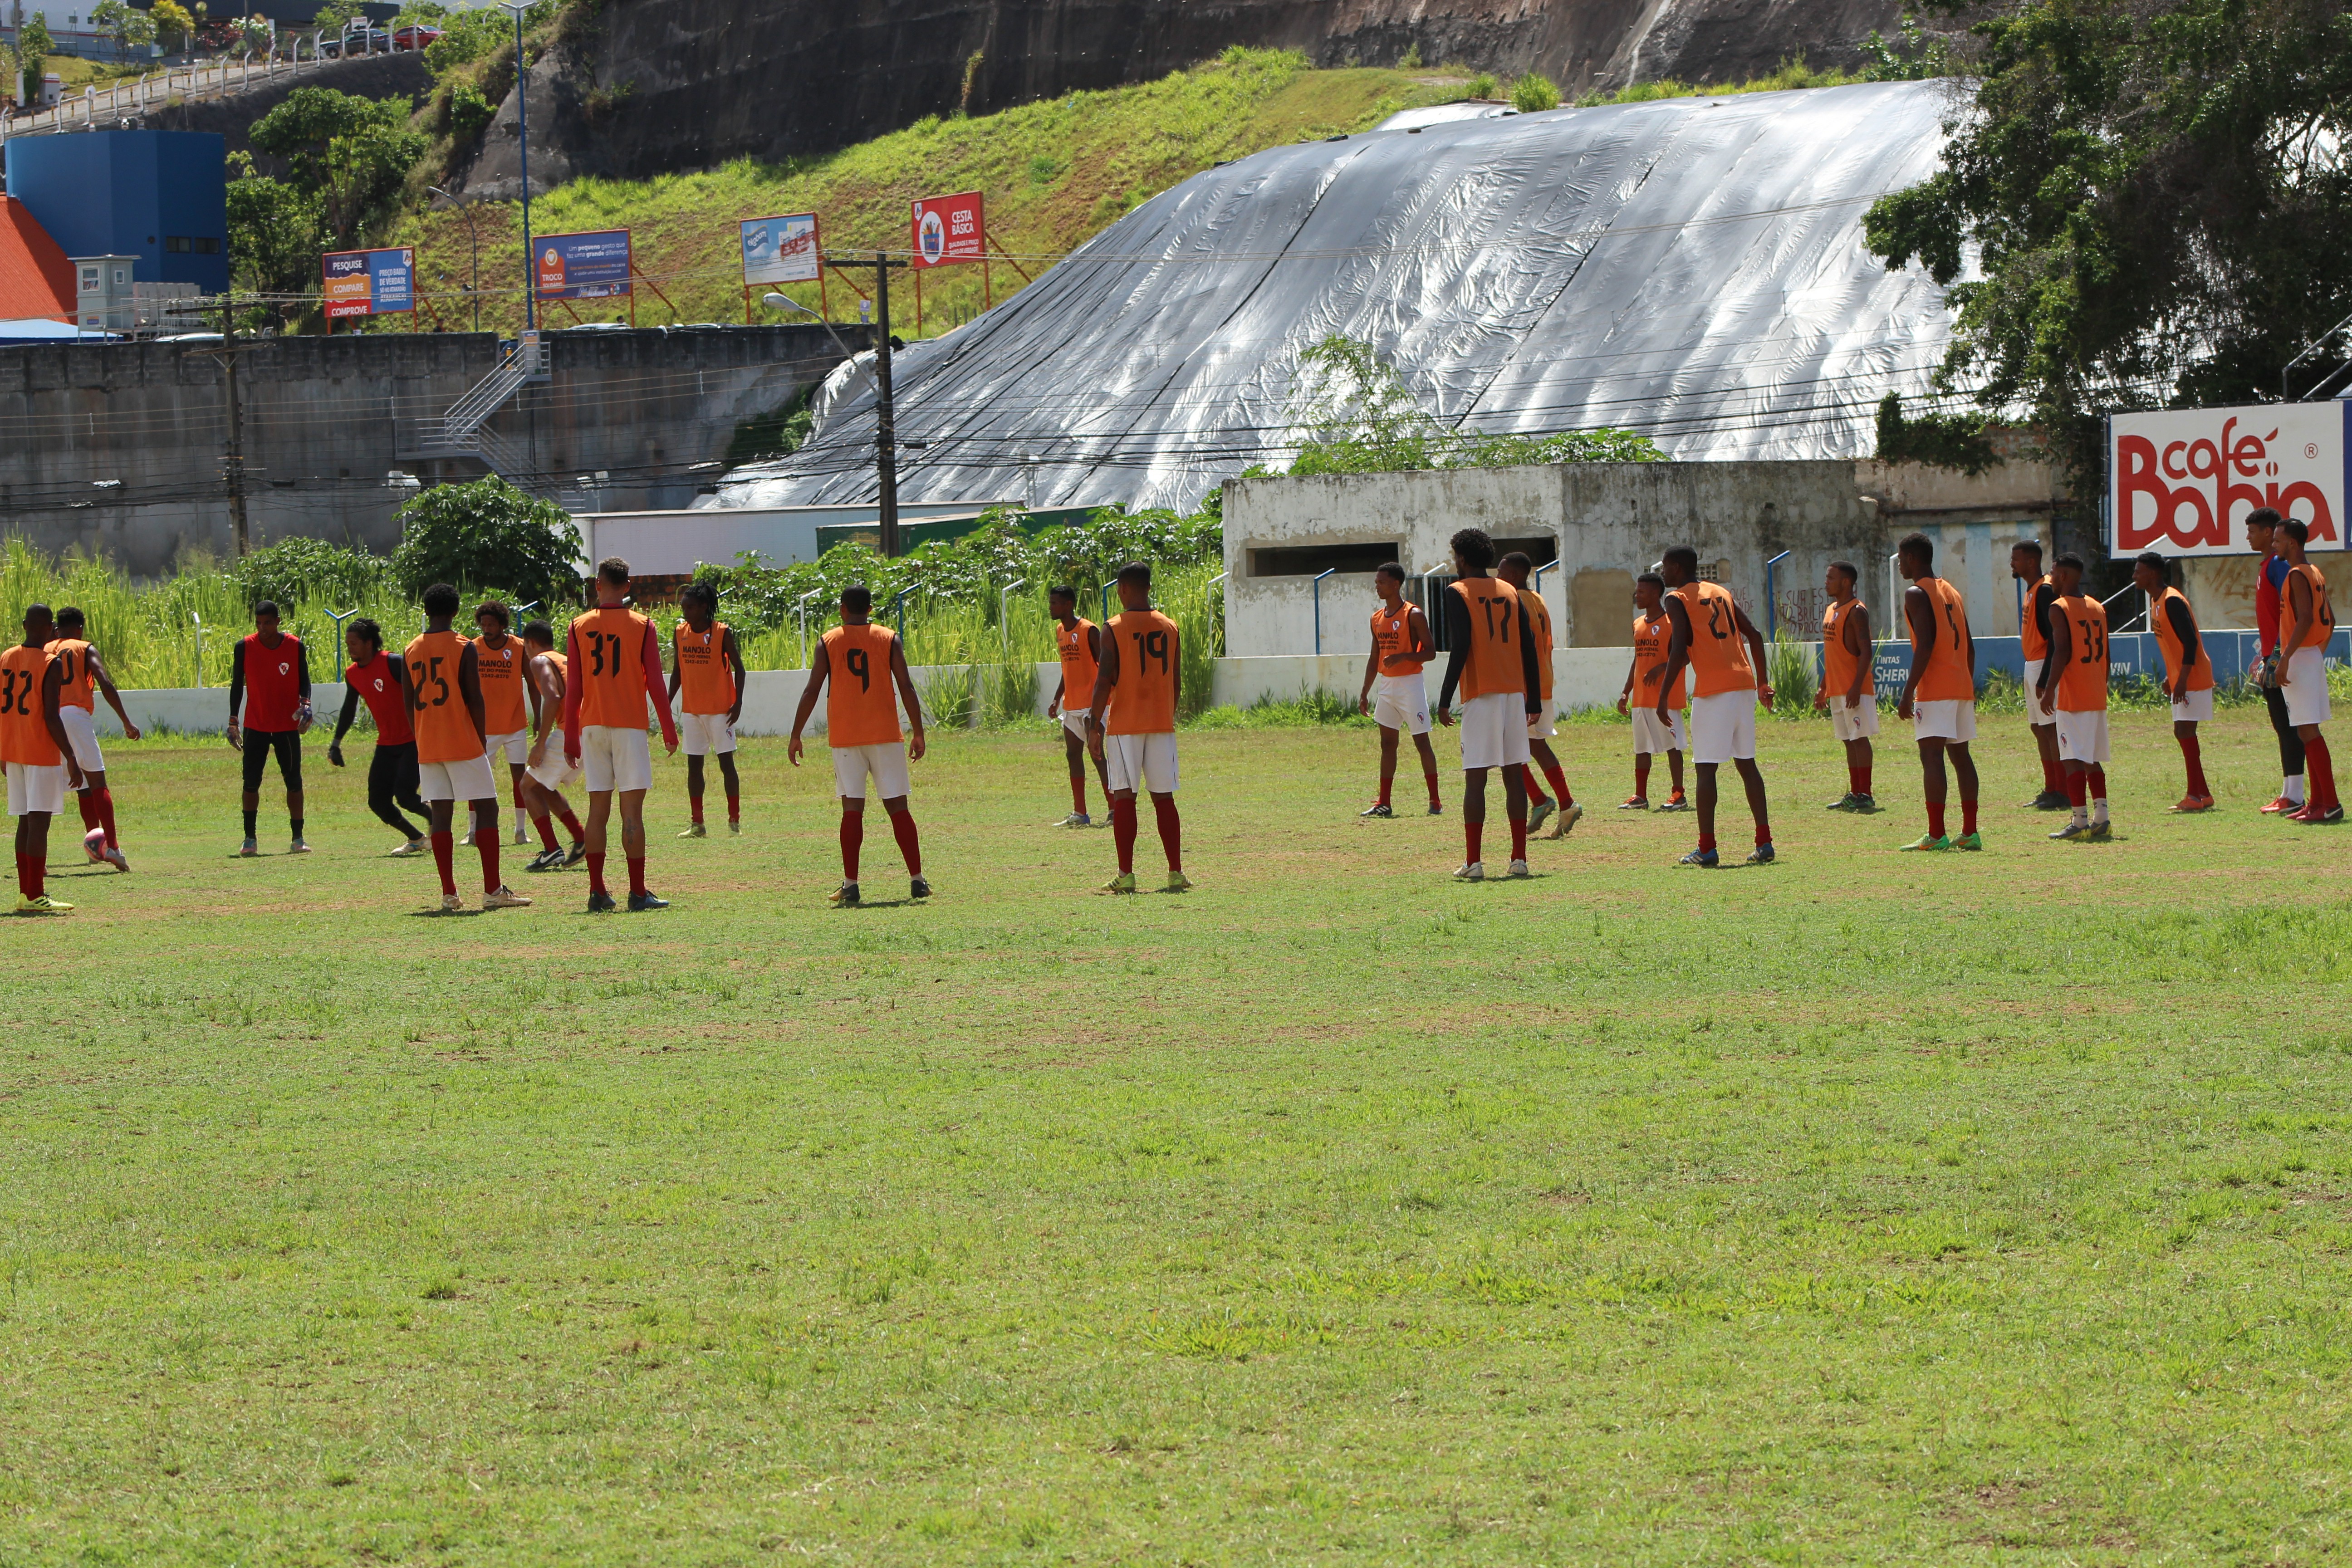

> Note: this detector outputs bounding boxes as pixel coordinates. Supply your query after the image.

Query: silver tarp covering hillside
[723,80,1960,514]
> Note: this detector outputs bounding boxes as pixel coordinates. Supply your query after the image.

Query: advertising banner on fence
[911,191,985,267]
[534,230,633,301]
[2111,402,2347,555]
[321,247,414,319]
[741,214,821,286]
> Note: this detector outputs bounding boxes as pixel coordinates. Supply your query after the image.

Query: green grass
[6,708,2350,1562]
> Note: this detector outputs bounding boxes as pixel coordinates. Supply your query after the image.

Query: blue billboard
[322,247,413,318]
[534,229,632,301]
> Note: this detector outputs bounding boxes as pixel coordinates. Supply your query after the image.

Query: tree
[391,479,584,609]
[224,152,323,320]
[248,86,428,246]
[152,0,196,53]
[1864,0,2352,478]
[91,0,157,53]
[20,13,54,66]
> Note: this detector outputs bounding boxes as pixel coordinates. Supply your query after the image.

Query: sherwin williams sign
[321,247,413,319]
[911,191,985,266]
[741,214,821,285]
[2110,403,2347,555]
[534,230,632,300]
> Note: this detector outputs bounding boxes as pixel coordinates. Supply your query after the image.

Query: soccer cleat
[587,890,618,914]
[2087,820,2113,841]
[2024,789,2071,811]
[289,838,312,855]
[1824,792,1859,811]
[828,881,860,907]
[1453,861,1485,882]
[1618,796,1650,810]
[1745,843,1776,866]
[83,828,106,864]
[1358,803,1394,818]
[2049,820,2091,841]
[1658,794,1691,813]
[1678,847,1719,868]
[104,847,131,872]
[522,848,561,873]
[2167,795,2213,814]
[2262,795,2301,814]
[1054,811,1092,828]
[1098,872,1137,895]
[15,894,71,914]
[2315,804,2347,826]
[729,818,742,835]
[390,838,427,858]
[627,891,669,912]
[1426,801,1444,815]
[483,885,533,909]
[1504,858,1532,879]
[1526,799,1556,833]
[1848,794,1878,813]
[239,837,258,857]
[437,892,466,914]
[1547,803,1585,839]
[564,840,588,867]
[512,825,532,846]
[678,821,707,839]
[1952,831,1984,851]
[911,875,932,899]
[461,828,476,848]
[1165,870,1192,892]
[1899,833,1951,852]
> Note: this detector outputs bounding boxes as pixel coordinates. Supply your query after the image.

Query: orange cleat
[2168,795,2215,813]
[2261,795,2301,814]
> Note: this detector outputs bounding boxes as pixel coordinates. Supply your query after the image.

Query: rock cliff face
[452,0,1906,198]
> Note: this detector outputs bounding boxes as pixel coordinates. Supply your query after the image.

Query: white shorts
[1104,731,1179,795]
[59,705,104,773]
[5,760,65,817]
[1828,696,1879,742]
[1688,689,1758,765]
[578,725,653,794]
[1061,706,1090,740]
[1631,707,1684,755]
[486,729,529,766]
[2023,659,2054,724]
[1911,699,1977,744]
[419,751,499,803]
[2171,687,2215,723]
[525,744,579,791]
[2284,647,2332,727]
[2054,709,2110,765]
[1372,674,1431,736]
[1456,691,1533,771]
[679,712,736,756]
[833,741,911,801]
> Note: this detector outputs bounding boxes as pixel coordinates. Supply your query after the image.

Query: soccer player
[402,584,531,913]
[1616,572,1686,810]
[46,606,137,871]
[563,557,681,912]
[228,600,312,857]
[519,619,589,872]
[472,600,536,847]
[1045,585,1112,827]
[2246,508,2307,813]
[1814,561,1877,812]
[1088,562,1189,892]
[2038,554,2113,840]
[1495,552,1583,838]
[4,604,83,913]
[1434,528,1541,881]
[1652,545,1774,866]
[788,583,929,906]
[2274,517,2341,824]
[327,617,428,857]
[668,582,747,837]
[2132,552,2216,812]
[1356,563,1441,818]
[1893,533,1981,850]
[2012,541,2069,810]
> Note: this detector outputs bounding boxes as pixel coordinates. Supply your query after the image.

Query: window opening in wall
[1247,541,1402,578]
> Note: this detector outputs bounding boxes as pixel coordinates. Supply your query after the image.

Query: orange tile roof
[0,196,75,323]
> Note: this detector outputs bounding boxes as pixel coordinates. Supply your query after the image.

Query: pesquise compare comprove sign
[2110,402,2347,556]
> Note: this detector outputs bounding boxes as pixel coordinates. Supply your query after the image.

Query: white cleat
[512,827,531,846]
[1505,858,1532,878]
[437,892,466,914]
[389,838,428,857]
[1545,802,1585,840]
[481,885,533,909]
[103,848,131,873]
[1453,861,1485,882]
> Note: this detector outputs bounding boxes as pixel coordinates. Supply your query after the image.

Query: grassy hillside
[383,49,1477,337]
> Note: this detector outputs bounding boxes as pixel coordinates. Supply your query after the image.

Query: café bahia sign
[2110,402,2347,557]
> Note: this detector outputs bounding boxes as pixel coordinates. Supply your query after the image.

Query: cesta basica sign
[911,191,985,267]
[2110,402,2347,556]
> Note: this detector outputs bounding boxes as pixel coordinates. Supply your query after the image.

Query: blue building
[2,131,229,294]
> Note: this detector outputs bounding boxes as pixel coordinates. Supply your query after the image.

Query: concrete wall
[583,502,1021,576]
[1223,459,2080,658]
[0,324,843,577]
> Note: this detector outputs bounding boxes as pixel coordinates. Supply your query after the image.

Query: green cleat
[2087,820,2112,841]
[1952,831,1984,851]
[2049,821,2091,842]
[1899,833,1951,852]
[1165,871,1192,892]
[1099,872,1137,894]
[1825,792,1860,810]
[678,821,707,838]
[15,894,73,914]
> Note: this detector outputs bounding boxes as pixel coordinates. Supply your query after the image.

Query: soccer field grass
[5,709,2348,1564]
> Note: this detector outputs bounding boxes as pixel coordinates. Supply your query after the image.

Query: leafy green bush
[389,478,583,608]
[1508,73,1561,113]
[231,538,390,611]
[1766,630,1817,715]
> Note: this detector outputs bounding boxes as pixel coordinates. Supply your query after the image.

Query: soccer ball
[83,827,107,863]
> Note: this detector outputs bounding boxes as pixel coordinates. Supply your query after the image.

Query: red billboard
[911,191,985,267]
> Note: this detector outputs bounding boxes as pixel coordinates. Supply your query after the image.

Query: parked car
[392,25,443,50]
[324,28,388,57]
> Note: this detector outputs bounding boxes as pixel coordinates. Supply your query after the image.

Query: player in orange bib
[1496,551,1583,839]
[667,581,748,837]
[402,583,531,913]
[561,557,681,912]
[472,600,537,848]
[2038,554,2114,840]
[1617,572,1687,810]
[2012,540,2070,809]
[46,605,138,871]
[1046,585,1113,826]
[1653,545,1773,867]
[519,619,589,872]
[1435,528,1541,880]
[790,584,929,906]
[2274,517,2341,823]
[1355,563,1441,818]
[1895,533,1982,851]
[1813,562,1877,812]
[4,604,83,913]
[1088,561,1188,893]
[2132,552,2217,812]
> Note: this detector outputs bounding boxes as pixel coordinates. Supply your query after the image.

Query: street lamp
[760,290,857,363]
[427,184,480,332]
[499,0,535,330]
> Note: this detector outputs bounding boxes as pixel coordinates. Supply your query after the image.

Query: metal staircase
[407,333,553,492]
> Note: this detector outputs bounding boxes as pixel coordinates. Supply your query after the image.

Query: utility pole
[500,0,534,330]
[220,295,249,556]
[872,250,898,557]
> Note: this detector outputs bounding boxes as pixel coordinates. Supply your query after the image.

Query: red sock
[1509,814,1528,861]
[1927,801,1946,838]
[889,808,921,873]
[2180,735,2208,798]
[2042,751,2063,792]
[1423,766,1441,807]
[1847,764,1863,795]
[1635,755,1652,798]
[725,791,740,823]
[2067,772,2087,808]
[533,813,558,851]
[627,856,647,897]
[24,848,42,899]
[1113,796,1138,874]
[1522,768,1550,808]
[839,811,863,880]
[1699,832,1717,852]
[76,789,100,832]
[430,830,456,896]
[95,786,118,849]
[2306,736,2337,810]
[1962,798,1978,835]
[1465,820,1482,865]
[1152,793,1181,870]
[1756,820,1772,846]
[689,794,704,824]
[2087,765,2107,804]
[587,850,608,895]
[1070,774,1088,814]
[479,835,500,893]
[14,850,27,898]
[1377,772,1392,807]
[555,806,585,841]
[1542,762,1573,807]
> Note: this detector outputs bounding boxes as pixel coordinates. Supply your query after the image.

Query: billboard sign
[321,247,414,319]
[911,191,985,267]
[2111,402,2347,556]
[534,230,633,301]
[741,213,821,286]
